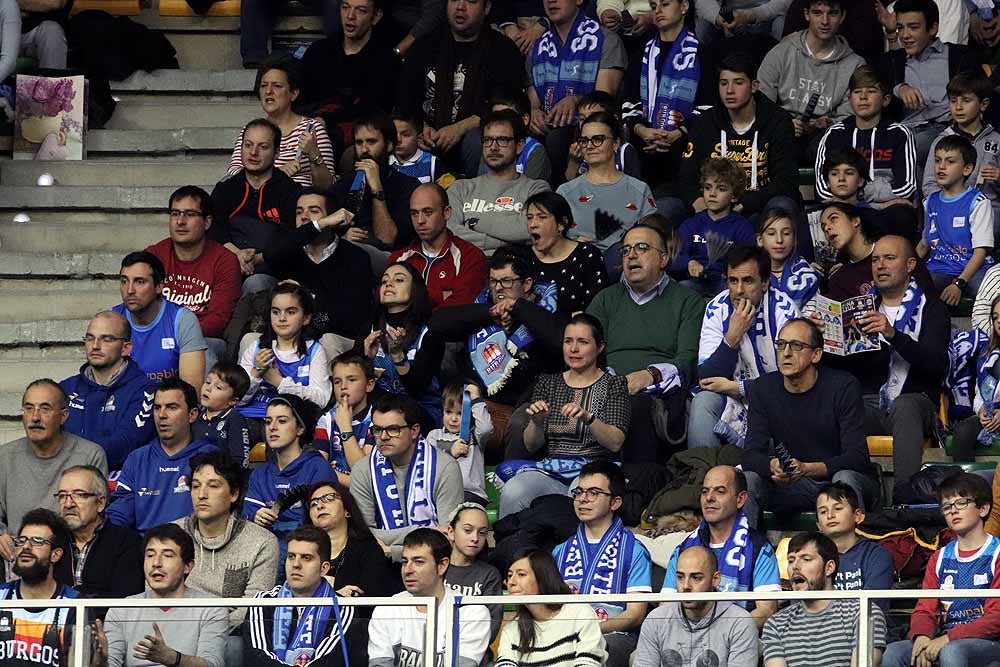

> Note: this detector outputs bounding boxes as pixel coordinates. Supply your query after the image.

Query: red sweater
[909,543,1000,641]
[387,233,487,311]
[146,238,242,338]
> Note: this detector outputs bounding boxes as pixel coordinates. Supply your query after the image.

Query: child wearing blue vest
[919,134,994,307]
[313,352,377,485]
[237,282,332,419]
[881,472,1000,667]
[389,113,438,184]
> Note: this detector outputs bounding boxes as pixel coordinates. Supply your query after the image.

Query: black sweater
[264,224,376,341]
[675,93,799,215]
[55,521,145,616]
[743,368,874,480]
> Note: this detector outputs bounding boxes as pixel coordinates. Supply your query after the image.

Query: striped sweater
[228,116,336,187]
[496,603,607,667]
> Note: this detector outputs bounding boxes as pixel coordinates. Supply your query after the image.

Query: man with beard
[762,532,887,667]
[0,380,107,564]
[331,113,421,252]
[446,109,551,252]
[55,466,144,602]
[0,509,79,667]
[210,119,303,297]
[265,190,376,357]
[93,524,228,667]
[60,312,156,472]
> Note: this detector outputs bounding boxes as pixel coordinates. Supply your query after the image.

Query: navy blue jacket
[61,361,156,470]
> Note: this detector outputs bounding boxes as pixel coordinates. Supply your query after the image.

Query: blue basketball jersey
[936,534,1000,630]
[238,339,322,418]
[390,149,436,184]
[112,300,186,381]
[925,188,993,276]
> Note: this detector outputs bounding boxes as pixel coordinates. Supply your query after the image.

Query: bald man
[827,235,950,501]
[635,546,759,667]
[61,312,157,471]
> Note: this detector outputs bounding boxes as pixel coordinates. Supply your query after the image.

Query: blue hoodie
[107,437,219,532]
[61,361,157,471]
[675,210,757,276]
[243,449,335,525]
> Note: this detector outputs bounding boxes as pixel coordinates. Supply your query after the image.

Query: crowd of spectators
[12,0,1000,663]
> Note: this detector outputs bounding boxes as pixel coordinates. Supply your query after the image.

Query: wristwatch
[646,365,663,385]
[952,277,968,292]
[339,430,356,443]
[584,413,596,425]
[372,190,386,201]
[310,153,323,166]
[168,651,183,667]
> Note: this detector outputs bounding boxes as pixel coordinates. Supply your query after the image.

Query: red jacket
[146,238,242,338]
[387,232,487,310]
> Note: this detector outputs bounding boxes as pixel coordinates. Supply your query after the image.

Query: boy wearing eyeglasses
[881,472,1000,667]
[553,459,651,667]
[445,108,550,253]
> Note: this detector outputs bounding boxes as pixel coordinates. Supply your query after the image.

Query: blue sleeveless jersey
[925,188,991,275]
[937,534,1000,630]
[391,150,436,184]
[112,300,186,381]
[238,339,322,419]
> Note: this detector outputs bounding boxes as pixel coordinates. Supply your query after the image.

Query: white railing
[8,588,1000,667]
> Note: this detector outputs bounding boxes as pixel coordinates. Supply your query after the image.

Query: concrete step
[111,69,256,94]
[86,127,240,155]
[0,252,120,279]
[106,98,260,130]
[0,222,163,253]
[0,278,118,293]
[0,186,212,211]
[0,211,165,225]
[0,423,24,443]
[1,159,228,187]
[0,318,93,346]
[0,360,84,392]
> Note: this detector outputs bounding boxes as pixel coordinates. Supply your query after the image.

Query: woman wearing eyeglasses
[556,112,657,279]
[303,480,400,597]
[498,313,630,519]
[526,191,610,315]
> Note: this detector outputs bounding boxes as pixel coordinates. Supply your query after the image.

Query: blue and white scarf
[324,406,373,474]
[771,257,820,311]
[946,328,990,421]
[680,512,755,601]
[494,455,592,484]
[468,282,558,395]
[370,436,438,530]
[556,516,637,619]
[977,348,1000,444]
[639,30,700,130]
[531,11,605,113]
[873,279,927,410]
[272,578,335,665]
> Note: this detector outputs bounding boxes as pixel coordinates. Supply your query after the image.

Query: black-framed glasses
[169,209,204,219]
[13,536,53,548]
[941,497,976,514]
[482,136,515,148]
[371,424,412,438]
[488,277,523,289]
[620,243,664,257]
[774,340,816,352]
[308,492,342,508]
[576,134,609,148]
[53,491,100,503]
[571,487,614,500]
[83,334,128,345]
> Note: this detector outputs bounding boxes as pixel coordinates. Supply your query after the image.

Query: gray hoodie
[757,31,866,120]
[447,172,550,252]
[632,601,760,667]
[922,123,1000,216]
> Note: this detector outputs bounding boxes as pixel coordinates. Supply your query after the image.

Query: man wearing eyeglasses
[552,460,651,667]
[0,380,107,564]
[741,317,879,522]
[349,394,464,561]
[60,311,157,472]
[147,186,242,372]
[447,109,550,252]
[0,509,79,667]
[55,465,144,604]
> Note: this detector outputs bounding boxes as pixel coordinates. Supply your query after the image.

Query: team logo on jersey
[161,337,176,350]
[102,395,116,413]
[595,606,609,621]
[625,202,638,211]
[578,195,593,203]
[173,475,189,493]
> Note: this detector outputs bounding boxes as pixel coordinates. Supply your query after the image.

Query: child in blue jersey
[758,208,820,311]
[389,112,438,184]
[238,282,332,419]
[881,472,1000,667]
[244,394,336,572]
[815,482,893,612]
[313,352,377,485]
[919,134,995,306]
[194,362,260,469]
[675,157,757,297]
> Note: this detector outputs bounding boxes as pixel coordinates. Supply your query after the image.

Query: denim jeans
[241,272,278,298]
[744,469,880,528]
[498,469,574,519]
[687,390,727,449]
[883,638,1000,667]
[930,269,987,301]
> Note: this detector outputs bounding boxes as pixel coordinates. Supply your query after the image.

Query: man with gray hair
[0,380,107,563]
[55,465,143,601]
[61,311,156,472]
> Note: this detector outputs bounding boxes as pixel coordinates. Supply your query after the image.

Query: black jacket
[331,164,419,251]
[264,223,376,341]
[675,92,799,215]
[55,520,144,616]
[209,170,302,250]
[298,35,398,124]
